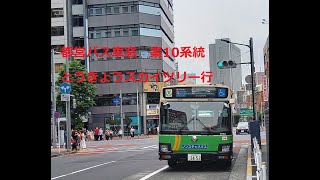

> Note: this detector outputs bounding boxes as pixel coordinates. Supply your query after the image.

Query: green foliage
[56,60,96,129]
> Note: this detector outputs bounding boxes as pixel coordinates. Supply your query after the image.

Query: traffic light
[111,115,114,120]
[217,60,236,69]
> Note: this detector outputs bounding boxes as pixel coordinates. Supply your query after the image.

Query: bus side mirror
[229,99,235,104]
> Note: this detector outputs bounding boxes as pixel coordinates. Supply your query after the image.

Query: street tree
[56,60,96,130]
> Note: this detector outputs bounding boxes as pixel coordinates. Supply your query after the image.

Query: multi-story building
[254,72,264,86]
[179,73,197,84]
[87,0,175,134]
[209,38,242,92]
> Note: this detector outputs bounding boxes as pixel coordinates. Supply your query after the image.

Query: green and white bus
[158,84,235,169]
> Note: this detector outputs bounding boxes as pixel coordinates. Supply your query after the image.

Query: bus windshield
[160,101,232,134]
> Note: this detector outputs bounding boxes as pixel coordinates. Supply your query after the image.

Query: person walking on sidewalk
[80,130,86,150]
[94,127,99,141]
[99,128,103,140]
[105,129,110,140]
[118,128,123,139]
[130,127,135,139]
[109,129,113,140]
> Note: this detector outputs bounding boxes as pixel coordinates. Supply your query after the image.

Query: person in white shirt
[130,127,135,139]
[99,128,103,140]
[118,129,123,139]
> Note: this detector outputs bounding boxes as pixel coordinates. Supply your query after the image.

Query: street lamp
[220,38,258,121]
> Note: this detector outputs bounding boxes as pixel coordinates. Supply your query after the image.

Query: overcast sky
[173,0,269,84]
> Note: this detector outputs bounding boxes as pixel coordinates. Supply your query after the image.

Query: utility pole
[65,0,73,151]
[120,90,124,138]
[51,49,57,148]
[249,38,258,121]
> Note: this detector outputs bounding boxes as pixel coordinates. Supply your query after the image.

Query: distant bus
[158,84,235,169]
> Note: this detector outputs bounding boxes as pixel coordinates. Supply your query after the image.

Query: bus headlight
[221,145,230,152]
[159,143,171,152]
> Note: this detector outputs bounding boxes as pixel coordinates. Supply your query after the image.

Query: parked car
[236,122,250,135]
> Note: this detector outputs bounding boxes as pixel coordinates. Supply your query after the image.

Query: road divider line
[51,161,116,180]
[141,145,158,149]
[139,165,169,180]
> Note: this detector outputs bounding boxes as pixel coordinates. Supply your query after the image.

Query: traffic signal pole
[249,38,258,121]
[219,38,257,121]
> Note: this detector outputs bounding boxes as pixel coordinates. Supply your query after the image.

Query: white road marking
[51,161,116,180]
[140,145,158,149]
[139,165,169,180]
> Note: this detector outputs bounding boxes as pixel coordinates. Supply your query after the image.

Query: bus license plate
[188,154,201,161]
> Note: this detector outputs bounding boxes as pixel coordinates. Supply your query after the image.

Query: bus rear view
[158,84,235,169]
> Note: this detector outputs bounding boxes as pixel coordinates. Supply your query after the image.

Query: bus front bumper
[159,152,232,162]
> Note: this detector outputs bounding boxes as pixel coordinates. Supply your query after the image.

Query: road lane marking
[140,145,158,149]
[139,165,169,180]
[51,161,116,180]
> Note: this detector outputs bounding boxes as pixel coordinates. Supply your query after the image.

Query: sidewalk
[51,134,158,157]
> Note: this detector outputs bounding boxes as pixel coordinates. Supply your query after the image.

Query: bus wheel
[168,160,177,168]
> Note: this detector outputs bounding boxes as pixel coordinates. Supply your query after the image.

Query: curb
[51,151,77,158]
[246,145,252,180]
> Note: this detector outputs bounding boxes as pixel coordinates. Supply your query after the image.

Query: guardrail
[253,137,267,180]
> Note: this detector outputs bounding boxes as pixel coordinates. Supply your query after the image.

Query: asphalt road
[51,129,263,180]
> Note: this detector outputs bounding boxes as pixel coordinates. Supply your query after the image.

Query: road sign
[54,112,60,118]
[245,75,252,83]
[112,97,121,105]
[59,83,71,94]
[61,94,71,101]
[245,84,252,91]
[240,108,253,116]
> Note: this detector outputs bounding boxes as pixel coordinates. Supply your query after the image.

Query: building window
[73,16,83,27]
[51,8,63,18]
[72,0,83,4]
[113,6,120,14]
[122,6,129,13]
[51,45,64,53]
[105,31,112,38]
[106,7,112,14]
[55,63,64,73]
[123,29,129,36]
[89,8,94,15]
[51,26,64,36]
[95,8,103,15]
[131,5,138,12]
[131,28,139,36]
[73,38,84,47]
[114,29,121,37]
[96,32,101,39]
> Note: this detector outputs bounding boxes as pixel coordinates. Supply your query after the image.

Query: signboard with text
[262,75,268,101]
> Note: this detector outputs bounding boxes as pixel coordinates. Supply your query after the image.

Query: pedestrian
[90,130,94,141]
[80,130,86,150]
[105,129,110,140]
[118,128,123,139]
[148,127,151,137]
[110,129,113,140]
[94,127,99,141]
[130,127,135,139]
[99,128,103,140]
